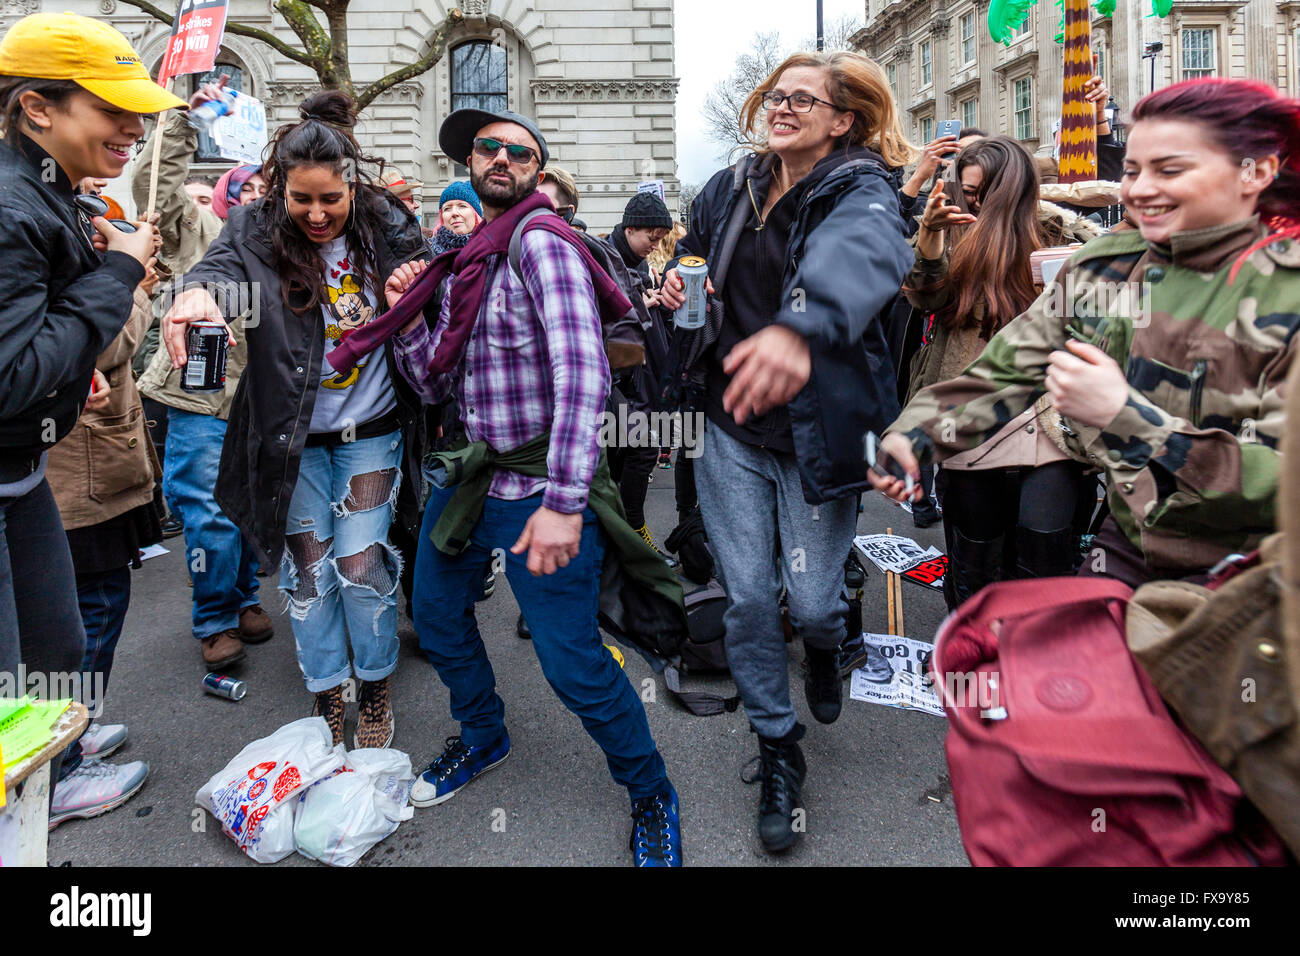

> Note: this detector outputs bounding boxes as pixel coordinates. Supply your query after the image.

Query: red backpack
[930,577,1287,867]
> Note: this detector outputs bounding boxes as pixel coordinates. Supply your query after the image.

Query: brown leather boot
[312,685,345,747]
[201,629,245,669]
[238,604,274,644]
[355,677,394,749]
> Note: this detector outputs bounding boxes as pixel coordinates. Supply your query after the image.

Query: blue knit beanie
[439,180,483,216]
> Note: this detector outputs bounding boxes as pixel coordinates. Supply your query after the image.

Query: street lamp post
[1142,41,1163,94]
[817,0,825,51]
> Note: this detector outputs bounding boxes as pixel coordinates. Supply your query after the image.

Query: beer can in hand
[203,673,246,701]
[181,321,229,393]
[674,257,709,330]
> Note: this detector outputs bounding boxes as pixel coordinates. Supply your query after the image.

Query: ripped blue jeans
[280,430,403,692]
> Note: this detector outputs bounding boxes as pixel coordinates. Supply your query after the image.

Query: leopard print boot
[312,684,345,747]
[355,676,394,749]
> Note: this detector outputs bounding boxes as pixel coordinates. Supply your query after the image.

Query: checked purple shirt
[394,227,610,514]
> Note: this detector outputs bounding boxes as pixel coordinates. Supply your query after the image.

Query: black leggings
[940,462,1083,538]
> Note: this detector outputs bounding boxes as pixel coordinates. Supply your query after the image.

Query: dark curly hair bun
[298,88,357,129]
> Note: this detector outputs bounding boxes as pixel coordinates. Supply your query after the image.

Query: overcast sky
[674,0,865,186]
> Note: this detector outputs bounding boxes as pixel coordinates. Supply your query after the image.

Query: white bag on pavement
[293,748,415,867]
[196,717,346,864]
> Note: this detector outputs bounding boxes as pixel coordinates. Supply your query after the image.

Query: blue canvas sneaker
[630,784,682,867]
[410,732,511,808]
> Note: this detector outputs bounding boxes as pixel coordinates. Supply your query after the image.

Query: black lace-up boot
[753,724,807,853]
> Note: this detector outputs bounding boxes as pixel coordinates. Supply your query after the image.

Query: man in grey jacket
[134,80,269,670]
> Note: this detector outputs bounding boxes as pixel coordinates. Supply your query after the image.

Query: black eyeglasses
[555,204,576,224]
[473,137,539,166]
[73,193,137,233]
[761,90,837,113]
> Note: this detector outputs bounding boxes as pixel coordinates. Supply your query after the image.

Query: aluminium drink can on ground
[203,673,247,701]
[181,321,229,393]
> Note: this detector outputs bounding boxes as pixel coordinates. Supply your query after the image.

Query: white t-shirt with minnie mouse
[309,237,398,434]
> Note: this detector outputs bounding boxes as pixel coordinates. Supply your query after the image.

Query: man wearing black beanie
[612,192,672,283]
[607,193,672,554]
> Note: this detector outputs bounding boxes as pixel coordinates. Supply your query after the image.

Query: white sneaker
[49,758,149,830]
[79,721,127,758]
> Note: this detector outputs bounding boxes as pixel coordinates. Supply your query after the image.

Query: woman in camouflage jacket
[871,78,1300,587]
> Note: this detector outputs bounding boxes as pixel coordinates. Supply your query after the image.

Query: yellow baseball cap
[0,13,187,113]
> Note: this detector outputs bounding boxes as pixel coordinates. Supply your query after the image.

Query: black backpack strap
[663,664,741,717]
[508,207,561,281]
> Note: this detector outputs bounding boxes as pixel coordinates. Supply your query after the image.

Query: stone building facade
[3,0,679,231]
[852,0,1300,151]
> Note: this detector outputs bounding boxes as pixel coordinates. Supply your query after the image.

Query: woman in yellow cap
[0,13,175,797]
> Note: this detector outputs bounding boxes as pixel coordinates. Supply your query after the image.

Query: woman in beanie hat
[431,180,482,254]
[0,11,173,798]
[211,163,265,220]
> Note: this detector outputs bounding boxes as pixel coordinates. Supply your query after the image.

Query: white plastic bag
[293,748,415,867]
[196,717,346,864]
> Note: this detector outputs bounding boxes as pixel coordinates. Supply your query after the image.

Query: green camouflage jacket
[889,216,1299,572]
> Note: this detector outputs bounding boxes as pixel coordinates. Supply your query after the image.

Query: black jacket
[0,139,145,459]
[671,148,912,504]
[187,193,428,565]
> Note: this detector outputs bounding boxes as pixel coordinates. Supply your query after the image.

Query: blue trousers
[413,484,669,800]
[59,566,131,780]
[162,409,260,640]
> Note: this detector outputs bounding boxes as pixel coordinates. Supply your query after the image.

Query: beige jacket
[902,209,1084,472]
[47,287,161,529]
[133,112,246,419]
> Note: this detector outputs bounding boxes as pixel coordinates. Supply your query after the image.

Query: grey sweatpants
[695,423,857,738]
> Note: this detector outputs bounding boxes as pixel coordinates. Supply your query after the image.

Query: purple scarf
[329,191,631,375]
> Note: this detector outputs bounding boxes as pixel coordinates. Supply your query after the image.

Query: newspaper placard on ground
[848,633,943,717]
[901,555,948,592]
[853,533,943,576]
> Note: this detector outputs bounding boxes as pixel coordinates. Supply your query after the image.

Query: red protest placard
[901,555,948,592]
[157,0,229,87]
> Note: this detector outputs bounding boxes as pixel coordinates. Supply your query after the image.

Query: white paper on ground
[848,633,944,718]
[853,533,943,575]
[136,544,169,563]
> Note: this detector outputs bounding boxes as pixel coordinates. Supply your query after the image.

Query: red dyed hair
[1130,78,1300,281]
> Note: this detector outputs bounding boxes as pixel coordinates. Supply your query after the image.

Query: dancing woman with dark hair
[873,78,1300,588]
[904,135,1091,608]
[162,90,428,748]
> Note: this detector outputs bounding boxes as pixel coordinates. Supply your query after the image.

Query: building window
[192,65,243,163]
[961,98,977,129]
[921,116,934,142]
[960,12,976,66]
[1014,75,1033,140]
[1095,40,1106,83]
[451,41,508,113]
[887,61,898,100]
[1012,12,1031,39]
[1181,28,1217,79]
[919,40,932,88]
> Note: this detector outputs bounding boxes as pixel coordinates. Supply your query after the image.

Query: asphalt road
[48,461,967,867]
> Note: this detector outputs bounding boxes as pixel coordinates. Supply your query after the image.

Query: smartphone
[935,119,962,141]
[865,432,916,495]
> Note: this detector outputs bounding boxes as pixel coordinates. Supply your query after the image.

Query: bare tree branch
[356,9,463,111]
[798,14,864,54]
[701,31,784,158]
[118,0,319,69]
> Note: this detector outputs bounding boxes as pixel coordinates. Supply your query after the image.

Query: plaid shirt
[395,228,610,513]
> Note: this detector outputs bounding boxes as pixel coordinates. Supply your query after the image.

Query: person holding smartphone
[873,78,1300,593]
[0,14,171,787]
